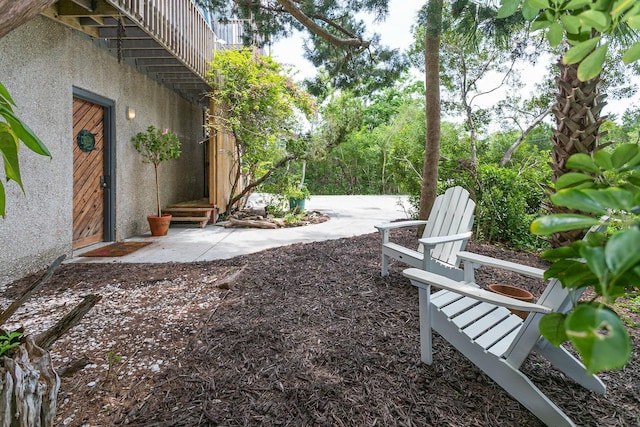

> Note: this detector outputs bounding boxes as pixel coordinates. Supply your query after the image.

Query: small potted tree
[286,184,311,212]
[132,125,181,236]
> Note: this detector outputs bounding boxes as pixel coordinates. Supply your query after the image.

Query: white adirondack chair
[375,186,475,280]
[403,251,606,427]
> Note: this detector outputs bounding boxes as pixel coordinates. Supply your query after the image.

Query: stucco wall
[0,16,206,285]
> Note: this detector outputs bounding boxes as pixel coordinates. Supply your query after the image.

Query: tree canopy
[196,0,408,95]
[498,0,640,80]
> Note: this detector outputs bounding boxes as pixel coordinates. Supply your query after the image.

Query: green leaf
[551,189,611,214]
[541,245,580,261]
[565,0,593,9]
[526,0,549,8]
[547,22,564,47]
[3,113,51,157]
[580,245,606,281]
[532,18,552,31]
[560,14,582,34]
[577,44,608,81]
[566,303,631,374]
[531,214,601,235]
[585,231,606,247]
[628,146,640,168]
[579,9,610,31]
[498,0,520,18]
[605,228,640,275]
[0,81,16,107]
[545,259,597,288]
[539,312,568,346]
[576,188,633,212]
[622,42,640,65]
[593,0,615,11]
[612,143,640,169]
[628,175,640,187]
[555,172,594,190]
[593,149,613,170]
[627,175,640,187]
[0,123,23,189]
[628,14,640,30]
[563,37,601,65]
[566,153,601,173]
[522,2,539,21]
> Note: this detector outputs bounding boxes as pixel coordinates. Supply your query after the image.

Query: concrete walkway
[71,195,410,264]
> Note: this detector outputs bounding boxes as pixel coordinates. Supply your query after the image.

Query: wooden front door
[72,97,105,249]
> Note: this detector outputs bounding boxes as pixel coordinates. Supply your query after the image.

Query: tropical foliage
[531,143,640,373]
[0,81,51,218]
[499,0,640,81]
[498,0,640,246]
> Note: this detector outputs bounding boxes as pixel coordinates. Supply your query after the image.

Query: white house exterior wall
[0,16,206,285]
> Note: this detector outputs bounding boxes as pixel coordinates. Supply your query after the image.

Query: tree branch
[226,154,296,208]
[499,106,552,167]
[0,0,58,39]
[276,0,370,48]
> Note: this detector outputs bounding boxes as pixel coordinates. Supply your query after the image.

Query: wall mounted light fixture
[126,107,136,120]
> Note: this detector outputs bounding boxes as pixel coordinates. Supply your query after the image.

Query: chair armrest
[457,251,546,279]
[419,231,473,248]
[375,220,429,232]
[403,268,551,314]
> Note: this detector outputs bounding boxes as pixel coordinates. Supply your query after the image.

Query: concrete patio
[70,195,410,264]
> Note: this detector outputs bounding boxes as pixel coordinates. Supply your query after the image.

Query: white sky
[269,1,635,120]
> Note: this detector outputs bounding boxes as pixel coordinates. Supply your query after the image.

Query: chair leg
[485,360,576,427]
[535,340,606,394]
[432,316,577,426]
[381,253,389,277]
[417,286,433,365]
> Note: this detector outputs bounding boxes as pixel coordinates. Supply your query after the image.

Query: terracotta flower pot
[147,214,172,236]
[488,283,534,320]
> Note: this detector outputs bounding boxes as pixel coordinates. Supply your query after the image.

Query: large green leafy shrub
[438,164,548,250]
[531,143,640,374]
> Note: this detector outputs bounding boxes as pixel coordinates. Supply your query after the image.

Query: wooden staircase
[163,200,217,228]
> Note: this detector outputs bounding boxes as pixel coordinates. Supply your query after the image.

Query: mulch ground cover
[3,227,639,426]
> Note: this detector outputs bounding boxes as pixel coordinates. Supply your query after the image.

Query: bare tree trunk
[0,0,57,39]
[225,154,295,213]
[419,0,443,228]
[299,160,306,188]
[0,336,59,426]
[465,103,478,172]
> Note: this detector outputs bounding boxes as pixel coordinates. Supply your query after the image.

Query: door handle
[100,175,110,189]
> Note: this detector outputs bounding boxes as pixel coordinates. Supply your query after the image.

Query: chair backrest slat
[421,187,475,265]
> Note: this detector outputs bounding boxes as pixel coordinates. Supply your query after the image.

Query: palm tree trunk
[547,58,607,246]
